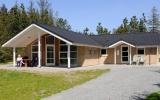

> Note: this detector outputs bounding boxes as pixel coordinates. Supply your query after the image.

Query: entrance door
[46,45,54,66]
[121,46,129,63]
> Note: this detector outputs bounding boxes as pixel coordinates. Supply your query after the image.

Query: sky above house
[0,0,160,33]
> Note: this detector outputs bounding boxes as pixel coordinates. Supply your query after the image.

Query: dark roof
[34,23,160,47]
[90,32,160,47]
[34,23,102,47]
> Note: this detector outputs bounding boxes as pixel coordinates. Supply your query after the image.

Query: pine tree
[123,17,130,32]
[19,3,29,30]
[116,24,126,33]
[129,16,139,32]
[83,27,89,35]
[56,18,71,30]
[96,22,110,34]
[147,6,160,32]
[28,0,39,23]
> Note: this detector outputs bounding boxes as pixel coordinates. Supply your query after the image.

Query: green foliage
[56,18,71,30]
[96,22,110,34]
[0,69,109,100]
[83,27,90,35]
[147,6,160,32]
[145,91,160,100]
[0,0,71,63]
[115,14,147,33]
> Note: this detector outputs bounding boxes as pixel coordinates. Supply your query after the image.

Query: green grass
[145,91,160,100]
[0,62,12,65]
[0,69,109,100]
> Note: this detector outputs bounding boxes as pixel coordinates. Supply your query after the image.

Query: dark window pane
[122,47,128,51]
[46,36,54,44]
[71,59,77,65]
[47,46,54,51]
[71,52,77,58]
[47,52,54,58]
[138,49,144,54]
[47,59,54,63]
[122,57,128,61]
[122,52,128,56]
[32,46,38,52]
[32,53,38,59]
[60,59,67,65]
[60,45,68,51]
[60,53,67,58]
[71,46,77,51]
[101,49,106,55]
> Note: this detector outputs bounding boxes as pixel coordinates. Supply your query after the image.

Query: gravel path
[43,66,160,100]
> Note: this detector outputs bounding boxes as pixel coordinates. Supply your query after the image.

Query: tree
[83,27,89,35]
[28,0,39,23]
[129,16,139,32]
[96,22,110,34]
[123,17,130,32]
[8,2,21,37]
[56,18,71,30]
[19,3,29,30]
[37,0,54,25]
[147,6,160,32]
[96,22,103,34]
[138,13,147,32]
[115,24,126,33]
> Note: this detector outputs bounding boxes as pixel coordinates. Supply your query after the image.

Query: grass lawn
[0,69,109,100]
[145,91,160,100]
[0,62,12,65]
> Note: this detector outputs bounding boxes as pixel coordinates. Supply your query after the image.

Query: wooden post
[38,33,41,67]
[67,44,71,68]
[13,47,16,67]
[114,47,116,64]
[130,46,132,65]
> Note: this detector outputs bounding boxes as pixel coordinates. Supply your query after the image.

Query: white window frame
[45,35,55,66]
[59,41,77,66]
[31,42,39,60]
[121,45,129,63]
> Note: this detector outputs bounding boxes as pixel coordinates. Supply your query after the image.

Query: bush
[145,92,160,100]
[0,48,12,63]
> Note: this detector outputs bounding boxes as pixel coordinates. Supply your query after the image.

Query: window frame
[59,41,77,66]
[100,49,107,56]
[137,48,145,55]
[45,35,55,66]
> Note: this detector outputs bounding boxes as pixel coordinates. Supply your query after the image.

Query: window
[101,49,107,55]
[121,46,129,62]
[138,48,144,55]
[60,41,77,65]
[31,41,38,59]
[45,35,55,65]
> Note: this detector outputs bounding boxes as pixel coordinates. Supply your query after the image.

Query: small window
[101,49,107,55]
[138,48,144,55]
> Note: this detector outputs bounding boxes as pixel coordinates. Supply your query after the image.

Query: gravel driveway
[43,66,160,100]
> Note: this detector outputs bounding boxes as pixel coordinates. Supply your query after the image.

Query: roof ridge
[90,32,159,37]
[33,22,85,35]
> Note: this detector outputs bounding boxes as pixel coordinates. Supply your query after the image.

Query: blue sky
[0,0,160,33]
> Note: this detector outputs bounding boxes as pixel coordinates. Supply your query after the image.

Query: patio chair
[132,55,138,65]
[139,55,145,65]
